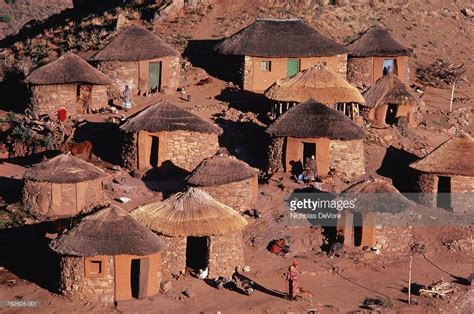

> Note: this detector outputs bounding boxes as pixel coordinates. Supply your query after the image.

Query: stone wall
[97,61,139,100]
[59,256,115,304]
[375,226,412,254]
[160,236,187,276]
[329,139,365,178]
[121,132,138,170]
[267,136,284,172]
[200,176,258,212]
[242,56,253,91]
[347,57,373,88]
[451,175,474,214]
[90,85,109,111]
[29,84,77,116]
[209,232,245,278]
[22,178,105,217]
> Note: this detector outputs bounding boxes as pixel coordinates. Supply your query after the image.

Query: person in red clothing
[286,260,300,301]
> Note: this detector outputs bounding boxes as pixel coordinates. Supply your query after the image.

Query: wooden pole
[408,253,413,304]
[449,81,456,112]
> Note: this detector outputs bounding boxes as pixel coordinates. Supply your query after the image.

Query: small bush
[0,14,12,23]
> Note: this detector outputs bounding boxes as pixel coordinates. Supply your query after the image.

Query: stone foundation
[199,176,258,212]
[329,139,365,178]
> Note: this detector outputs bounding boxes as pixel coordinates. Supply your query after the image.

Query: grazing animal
[299,287,314,305]
[60,141,93,161]
[197,267,209,280]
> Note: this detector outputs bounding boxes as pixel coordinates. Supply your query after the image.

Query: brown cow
[60,141,93,161]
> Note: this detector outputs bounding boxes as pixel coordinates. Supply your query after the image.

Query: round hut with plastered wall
[409,134,474,214]
[187,150,259,212]
[49,206,165,304]
[131,188,248,278]
[120,100,222,172]
[25,52,111,116]
[92,25,180,98]
[362,74,422,128]
[264,63,365,120]
[266,99,366,179]
[346,26,412,88]
[214,18,348,93]
[22,154,107,218]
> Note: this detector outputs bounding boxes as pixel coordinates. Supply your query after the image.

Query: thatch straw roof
[266,99,365,140]
[120,100,222,134]
[25,52,112,85]
[409,134,474,176]
[341,178,414,213]
[24,154,106,184]
[362,74,422,109]
[346,26,412,57]
[131,188,248,237]
[50,206,165,257]
[214,18,347,57]
[187,150,258,186]
[264,63,364,105]
[92,25,179,61]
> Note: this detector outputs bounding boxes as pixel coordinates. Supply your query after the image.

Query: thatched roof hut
[214,18,347,57]
[24,154,105,184]
[50,205,165,256]
[120,100,222,134]
[132,188,248,237]
[264,63,364,105]
[187,151,258,186]
[410,134,474,176]
[363,74,421,109]
[266,99,365,140]
[92,25,179,61]
[25,52,111,85]
[346,26,412,57]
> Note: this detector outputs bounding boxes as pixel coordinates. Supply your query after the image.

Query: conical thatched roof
[187,150,258,186]
[362,74,422,108]
[346,26,412,57]
[120,100,222,134]
[25,52,112,85]
[24,154,106,184]
[50,206,165,257]
[409,134,474,176]
[92,25,179,61]
[131,188,248,237]
[264,63,364,105]
[214,18,347,57]
[341,178,414,213]
[266,99,365,140]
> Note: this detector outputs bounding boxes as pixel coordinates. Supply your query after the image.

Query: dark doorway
[385,104,398,125]
[302,142,316,161]
[437,176,452,211]
[186,236,209,272]
[149,136,159,168]
[353,213,363,247]
[130,258,141,299]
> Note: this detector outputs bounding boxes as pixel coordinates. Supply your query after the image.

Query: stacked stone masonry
[329,139,365,178]
[30,84,77,115]
[208,233,245,278]
[160,236,187,276]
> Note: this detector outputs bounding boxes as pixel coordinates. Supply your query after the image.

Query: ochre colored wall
[244,54,348,92]
[284,137,330,175]
[369,103,416,127]
[373,56,409,84]
[30,84,77,116]
[348,56,409,87]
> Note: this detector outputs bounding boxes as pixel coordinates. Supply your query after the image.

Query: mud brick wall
[29,84,77,116]
[329,139,365,178]
[97,61,139,99]
[121,132,139,170]
[159,236,186,276]
[375,226,412,254]
[451,175,474,214]
[165,131,219,172]
[90,85,109,110]
[267,137,284,172]
[347,57,373,88]
[59,256,115,304]
[22,178,105,217]
[208,232,245,278]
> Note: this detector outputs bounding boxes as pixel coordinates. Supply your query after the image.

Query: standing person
[122,85,132,112]
[286,260,299,301]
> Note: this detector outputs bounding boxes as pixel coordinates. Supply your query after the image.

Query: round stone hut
[92,25,180,98]
[409,134,474,214]
[131,188,248,278]
[25,52,111,116]
[49,206,165,304]
[187,150,259,212]
[214,18,348,92]
[266,99,366,178]
[362,74,422,128]
[264,63,365,119]
[120,100,222,172]
[346,26,412,88]
[22,154,107,218]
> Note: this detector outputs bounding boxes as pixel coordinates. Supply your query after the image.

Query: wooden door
[148,62,162,91]
[287,59,300,77]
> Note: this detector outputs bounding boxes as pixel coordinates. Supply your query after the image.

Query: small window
[90,261,102,274]
[261,61,271,72]
[85,257,106,278]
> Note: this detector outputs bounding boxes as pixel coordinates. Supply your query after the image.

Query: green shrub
[0,14,12,23]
